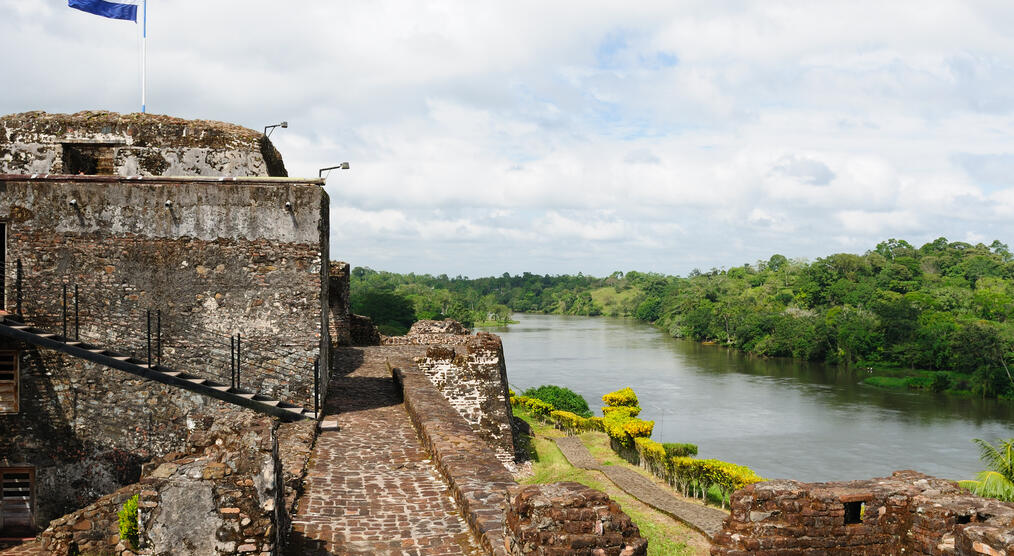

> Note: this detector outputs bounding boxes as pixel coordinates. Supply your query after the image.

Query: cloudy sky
[3,1,1014,276]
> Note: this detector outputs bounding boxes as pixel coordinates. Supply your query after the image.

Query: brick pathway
[0,540,43,555]
[287,346,483,556]
[555,436,728,538]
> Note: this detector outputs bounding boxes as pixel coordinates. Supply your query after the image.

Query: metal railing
[12,266,321,413]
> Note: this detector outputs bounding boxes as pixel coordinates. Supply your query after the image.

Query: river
[481,313,1014,482]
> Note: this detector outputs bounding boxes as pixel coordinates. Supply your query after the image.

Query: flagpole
[141,0,147,114]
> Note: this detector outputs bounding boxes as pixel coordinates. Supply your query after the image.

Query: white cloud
[4,1,1014,275]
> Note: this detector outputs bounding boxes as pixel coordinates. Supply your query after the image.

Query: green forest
[351,237,1014,400]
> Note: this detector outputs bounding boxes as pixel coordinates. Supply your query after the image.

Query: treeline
[350,237,1014,399]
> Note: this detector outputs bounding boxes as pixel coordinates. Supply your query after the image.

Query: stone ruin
[711,470,1014,555]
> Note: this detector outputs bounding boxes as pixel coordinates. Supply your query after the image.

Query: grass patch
[860,367,974,396]
[589,286,643,318]
[514,407,708,556]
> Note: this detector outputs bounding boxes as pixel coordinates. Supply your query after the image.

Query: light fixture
[165,200,173,208]
[264,121,288,137]
[318,162,350,179]
[68,199,78,207]
[284,201,293,211]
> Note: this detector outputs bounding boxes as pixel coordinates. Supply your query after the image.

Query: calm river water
[481,314,1014,482]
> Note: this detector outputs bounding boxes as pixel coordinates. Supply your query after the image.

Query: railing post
[156,310,161,366]
[74,285,79,340]
[62,284,68,339]
[314,357,319,418]
[15,259,22,318]
[146,310,152,367]
[230,335,236,389]
[236,332,241,389]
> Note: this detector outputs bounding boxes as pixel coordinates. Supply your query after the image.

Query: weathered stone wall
[381,318,473,346]
[0,174,328,530]
[328,261,351,348]
[35,413,314,555]
[2,175,329,407]
[350,313,381,346]
[711,470,1014,556]
[505,482,647,556]
[0,111,286,177]
[414,332,519,466]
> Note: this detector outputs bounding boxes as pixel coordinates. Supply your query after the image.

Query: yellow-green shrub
[602,387,639,407]
[602,405,641,418]
[587,417,605,431]
[666,456,764,508]
[550,410,592,434]
[511,395,554,420]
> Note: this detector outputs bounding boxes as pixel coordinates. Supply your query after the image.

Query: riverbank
[514,406,712,556]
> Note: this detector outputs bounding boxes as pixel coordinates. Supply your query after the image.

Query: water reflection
[483,314,1014,482]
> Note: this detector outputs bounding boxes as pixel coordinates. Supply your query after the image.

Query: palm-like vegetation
[959,439,1014,501]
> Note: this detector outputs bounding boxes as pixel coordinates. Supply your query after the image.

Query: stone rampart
[327,261,351,347]
[414,333,519,466]
[393,364,515,555]
[711,470,1014,556]
[0,111,286,177]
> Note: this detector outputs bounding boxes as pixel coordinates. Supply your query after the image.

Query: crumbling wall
[0,111,283,177]
[414,331,519,466]
[711,470,1014,556]
[505,482,647,556]
[36,414,314,555]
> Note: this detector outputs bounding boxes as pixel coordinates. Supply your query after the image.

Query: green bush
[118,494,139,549]
[663,442,698,458]
[522,385,592,417]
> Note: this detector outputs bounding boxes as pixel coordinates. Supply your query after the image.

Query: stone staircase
[0,315,314,421]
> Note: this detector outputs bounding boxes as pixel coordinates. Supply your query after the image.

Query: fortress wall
[0,175,328,530]
[0,111,286,177]
[711,470,1014,556]
[412,330,520,466]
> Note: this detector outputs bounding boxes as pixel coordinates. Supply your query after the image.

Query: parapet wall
[0,111,286,177]
[411,329,519,466]
[711,470,1014,556]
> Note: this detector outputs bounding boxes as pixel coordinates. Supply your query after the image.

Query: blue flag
[68,0,137,22]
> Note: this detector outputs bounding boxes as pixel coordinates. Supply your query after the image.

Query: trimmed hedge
[663,442,698,458]
[602,387,639,407]
[632,438,763,508]
[510,395,554,420]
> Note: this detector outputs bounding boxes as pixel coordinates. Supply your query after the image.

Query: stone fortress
[1,111,1014,556]
[0,111,647,555]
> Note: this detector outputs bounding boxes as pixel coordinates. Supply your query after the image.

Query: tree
[960,439,1014,501]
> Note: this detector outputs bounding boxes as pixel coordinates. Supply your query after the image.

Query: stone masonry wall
[1,174,329,407]
[328,261,351,348]
[394,364,648,556]
[36,413,314,555]
[0,111,285,177]
[0,174,328,531]
[505,482,647,556]
[413,330,519,466]
[711,470,1014,556]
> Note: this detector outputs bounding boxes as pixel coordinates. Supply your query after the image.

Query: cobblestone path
[288,346,483,556]
[0,540,42,555]
[554,436,728,538]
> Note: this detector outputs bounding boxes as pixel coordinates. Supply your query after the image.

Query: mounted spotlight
[318,162,350,180]
[284,201,293,211]
[165,199,173,208]
[263,121,288,137]
[68,199,78,207]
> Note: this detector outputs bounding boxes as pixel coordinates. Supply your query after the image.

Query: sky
[3,1,1014,277]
